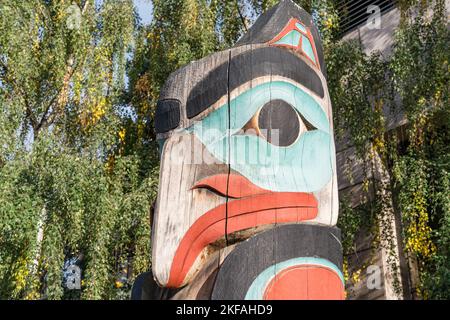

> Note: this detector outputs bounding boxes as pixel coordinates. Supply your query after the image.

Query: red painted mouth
[167,174,318,288]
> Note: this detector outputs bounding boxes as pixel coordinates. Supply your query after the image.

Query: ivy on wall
[329,0,449,299]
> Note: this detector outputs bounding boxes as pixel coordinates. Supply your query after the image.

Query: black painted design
[185,62,229,119]
[211,224,342,300]
[258,100,301,147]
[155,99,181,134]
[186,47,324,119]
[235,0,326,74]
[131,271,179,300]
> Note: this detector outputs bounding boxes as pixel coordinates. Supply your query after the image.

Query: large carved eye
[258,100,304,147]
[238,100,314,147]
[258,100,301,147]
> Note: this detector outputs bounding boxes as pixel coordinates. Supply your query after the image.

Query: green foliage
[338,200,363,256]
[1,0,448,300]
[326,41,388,157]
[329,0,449,299]
[390,0,449,298]
[0,138,156,299]
[0,0,156,299]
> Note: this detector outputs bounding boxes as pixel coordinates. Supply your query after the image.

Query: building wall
[337,2,450,299]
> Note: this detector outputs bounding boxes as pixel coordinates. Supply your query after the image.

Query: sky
[134,0,153,25]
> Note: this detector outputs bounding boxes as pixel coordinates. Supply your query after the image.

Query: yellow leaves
[117,128,127,156]
[118,128,126,143]
[92,98,107,121]
[375,98,384,112]
[433,89,442,104]
[80,97,107,129]
[12,256,30,296]
[418,96,427,107]
[137,122,146,142]
[343,258,349,282]
[134,75,152,111]
[115,281,124,289]
[373,136,385,154]
[324,17,334,29]
[319,10,338,31]
[105,154,115,174]
[183,0,200,32]
[55,7,66,23]
[345,258,363,285]
[405,221,436,258]
[351,268,362,284]
[25,290,40,300]
[73,72,83,105]
[404,191,436,259]
[34,13,40,25]
[362,179,371,193]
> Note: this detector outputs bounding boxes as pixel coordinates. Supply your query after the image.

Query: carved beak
[165,173,318,288]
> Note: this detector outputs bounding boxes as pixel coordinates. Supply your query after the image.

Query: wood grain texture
[152,133,231,287]
[150,0,341,296]
[235,0,326,73]
[211,224,343,300]
[130,271,179,300]
[263,266,345,300]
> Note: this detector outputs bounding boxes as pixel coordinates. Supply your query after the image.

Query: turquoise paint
[295,22,307,34]
[274,30,301,47]
[245,257,344,300]
[190,81,333,193]
[158,138,166,157]
[301,35,316,63]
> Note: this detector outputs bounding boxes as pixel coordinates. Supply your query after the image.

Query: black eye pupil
[258,100,301,147]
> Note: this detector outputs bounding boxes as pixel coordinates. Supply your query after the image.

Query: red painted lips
[167,174,318,288]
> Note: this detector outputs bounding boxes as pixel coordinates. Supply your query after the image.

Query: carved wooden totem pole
[132,0,344,300]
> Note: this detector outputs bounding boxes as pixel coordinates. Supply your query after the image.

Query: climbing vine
[329,0,449,299]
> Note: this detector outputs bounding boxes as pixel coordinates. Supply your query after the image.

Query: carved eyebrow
[186,46,324,119]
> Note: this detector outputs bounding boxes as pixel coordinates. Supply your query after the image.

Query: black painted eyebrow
[186,46,324,119]
[155,99,181,134]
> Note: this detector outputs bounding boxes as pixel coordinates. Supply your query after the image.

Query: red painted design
[167,174,318,288]
[263,265,345,300]
[193,174,270,198]
[268,18,320,70]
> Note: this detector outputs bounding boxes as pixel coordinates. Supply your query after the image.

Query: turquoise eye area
[301,35,316,63]
[190,81,333,193]
[295,22,307,33]
[274,30,301,47]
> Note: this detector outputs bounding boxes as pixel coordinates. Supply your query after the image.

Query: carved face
[152,2,338,289]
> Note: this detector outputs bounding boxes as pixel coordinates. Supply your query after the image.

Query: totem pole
[132,0,344,300]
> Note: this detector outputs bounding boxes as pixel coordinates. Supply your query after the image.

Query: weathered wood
[169,245,237,300]
[131,271,178,300]
[211,225,344,300]
[345,249,386,300]
[146,0,344,300]
[336,146,372,191]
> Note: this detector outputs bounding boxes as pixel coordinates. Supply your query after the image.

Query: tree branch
[1,1,91,137]
[0,59,38,130]
[38,1,90,131]
[236,1,249,32]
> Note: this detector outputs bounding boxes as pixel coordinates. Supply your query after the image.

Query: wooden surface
[149,0,343,299]
[211,224,344,300]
